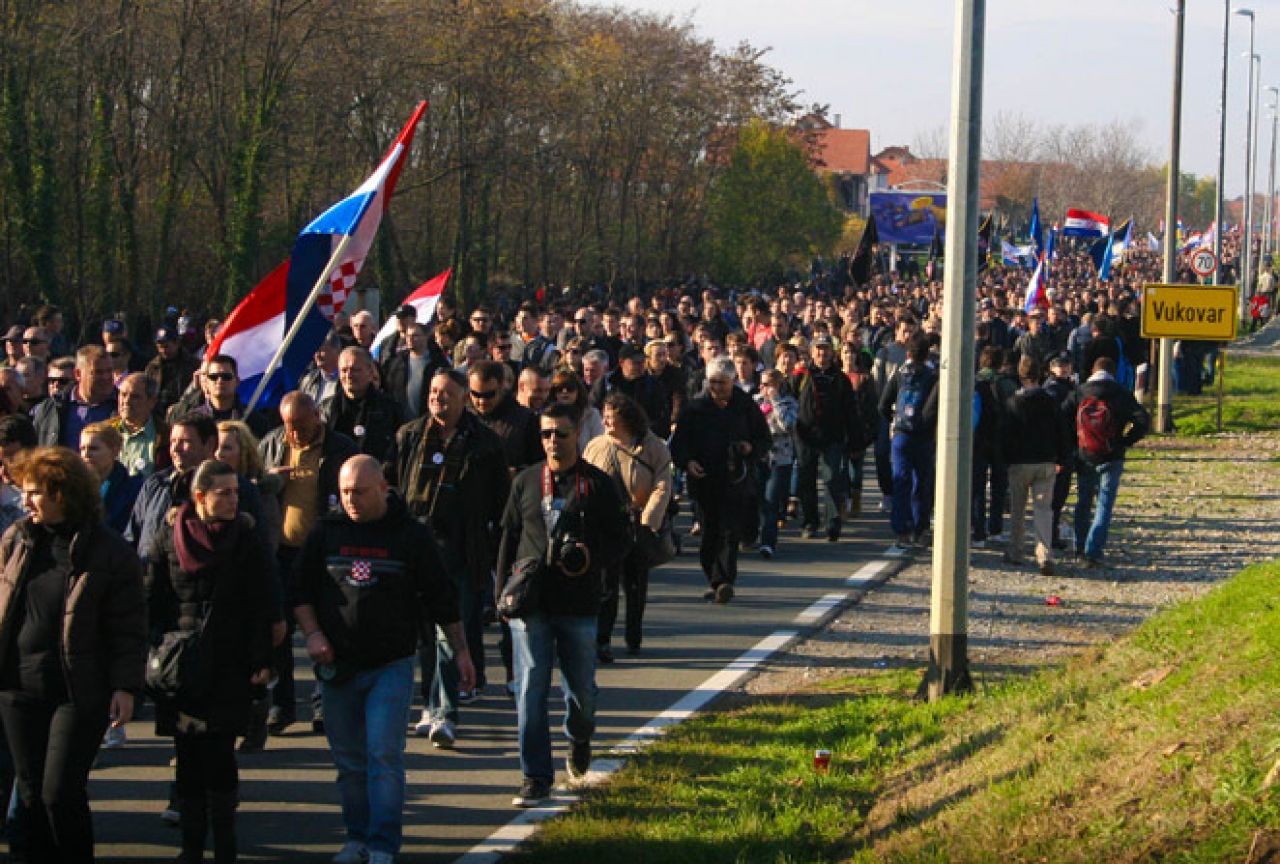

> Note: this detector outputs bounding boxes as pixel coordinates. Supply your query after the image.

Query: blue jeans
[1074,459,1124,559]
[322,656,416,856]
[890,432,933,537]
[757,462,792,549]
[509,614,597,784]
[795,440,848,528]
[425,575,481,723]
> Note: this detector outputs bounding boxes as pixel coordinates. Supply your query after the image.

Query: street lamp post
[1266,87,1279,259]
[1237,8,1256,319]
[1157,0,1186,435]
[1215,1,1230,289]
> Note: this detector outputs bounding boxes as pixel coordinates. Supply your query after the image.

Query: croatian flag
[207,102,428,406]
[370,269,453,360]
[1062,208,1110,238]
[1023,256,1049,312]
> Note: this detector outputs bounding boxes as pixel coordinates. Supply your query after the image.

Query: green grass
[1172,354,1280,435]
[519,560,1280,863]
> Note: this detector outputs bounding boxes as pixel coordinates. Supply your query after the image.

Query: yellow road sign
[1141,283,1238,340]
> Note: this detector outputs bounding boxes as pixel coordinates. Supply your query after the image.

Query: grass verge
[518,560,1280,863]
[1172,353,1280,435]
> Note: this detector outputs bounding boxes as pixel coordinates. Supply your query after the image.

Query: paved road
[88,497,901,862]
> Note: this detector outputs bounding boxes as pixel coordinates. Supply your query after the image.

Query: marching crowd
[0,236,1225,863]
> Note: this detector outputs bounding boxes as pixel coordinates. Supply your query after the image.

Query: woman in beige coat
[583,393,673,661]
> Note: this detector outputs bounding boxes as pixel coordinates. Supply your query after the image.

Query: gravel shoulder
[744,370,1280,696]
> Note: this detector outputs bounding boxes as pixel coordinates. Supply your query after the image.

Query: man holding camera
[495,403,630,808]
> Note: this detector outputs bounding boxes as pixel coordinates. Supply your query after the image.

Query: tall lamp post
[1237,8,1256,318]
[1266,86,1279,259]
[1215,0,1230,290]
[1157,0,1186,435]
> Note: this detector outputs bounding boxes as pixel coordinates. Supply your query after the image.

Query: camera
[553,533,589,575]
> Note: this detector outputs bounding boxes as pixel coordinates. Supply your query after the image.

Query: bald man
[293,453,473,864]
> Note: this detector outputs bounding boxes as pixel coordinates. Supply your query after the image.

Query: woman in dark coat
[146,458,274,863]
[0,446,147,863]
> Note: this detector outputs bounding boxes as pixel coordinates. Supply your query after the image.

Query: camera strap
[541,463,587,561]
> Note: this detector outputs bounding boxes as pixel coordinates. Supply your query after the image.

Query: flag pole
[245,232,355,412]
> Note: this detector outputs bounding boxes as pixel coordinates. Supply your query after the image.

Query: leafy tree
[706,119,842,285]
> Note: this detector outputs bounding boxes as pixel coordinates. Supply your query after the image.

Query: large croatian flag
[370,269,453,360]
[1062,208,1110,239]
[1023,256,1049,312]
[207,102,428,406]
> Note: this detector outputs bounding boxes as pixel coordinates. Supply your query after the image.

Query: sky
[605,0,1280,202]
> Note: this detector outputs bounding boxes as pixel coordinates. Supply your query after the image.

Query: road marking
[453,629,798,863]
[848,559,890,587]
[795,592,849,623]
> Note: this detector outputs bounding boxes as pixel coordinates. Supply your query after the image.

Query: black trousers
[175,732,238,798]
[272,545,300,716]
[695,484,740,588]
[0,691,109,864]
[597,550,650,649]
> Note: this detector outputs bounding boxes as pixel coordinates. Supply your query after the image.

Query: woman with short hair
[146,458,275,863]
[79,420,144,534]
[0,446,146,863]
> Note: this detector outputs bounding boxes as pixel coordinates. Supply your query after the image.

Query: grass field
[1171,353,1280,435]
[520,560,1280,863]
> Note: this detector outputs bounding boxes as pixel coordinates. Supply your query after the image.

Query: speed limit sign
[1190,248,1218,277]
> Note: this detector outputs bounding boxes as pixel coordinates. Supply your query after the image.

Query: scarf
[173,500,240,577]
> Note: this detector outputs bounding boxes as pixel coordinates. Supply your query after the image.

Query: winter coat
[0,518,147,709]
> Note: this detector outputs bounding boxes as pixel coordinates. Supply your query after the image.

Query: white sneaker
[333,840,369,864]
[412,709,433,737]
[988,532,1008,544]
[103,724,127,749]
[429,719,456,749]
[367,852,394,864]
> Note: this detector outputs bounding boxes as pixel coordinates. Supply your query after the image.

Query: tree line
[1,0,839,332]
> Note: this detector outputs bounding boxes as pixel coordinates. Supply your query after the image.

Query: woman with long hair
[583,394,673,659]
[0,446,146,863]
[146,459,274,863]
[548,370,604,449]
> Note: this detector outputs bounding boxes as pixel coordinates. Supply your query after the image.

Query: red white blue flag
[1023,256,1049,312]
[370,269,452,360]
[1062,208,1110,239]
[207,102,427,405]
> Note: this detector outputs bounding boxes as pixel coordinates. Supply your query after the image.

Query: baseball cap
[103,318,125,336]
[155,326,178,343]
[395,304,418,319]
[1049,351,1072,367]
[812,334,834,347]
[2,325,22,342]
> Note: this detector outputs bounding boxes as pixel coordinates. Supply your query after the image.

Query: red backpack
[1076,395,1117,461]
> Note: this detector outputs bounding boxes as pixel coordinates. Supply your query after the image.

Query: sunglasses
[567,348,583,356]
[469,388,498,400]
[495,343,512,350]
[539,428,571,440]
[105,351,124,359]
[48,377,71,387]
[553,384,577,393]
[574,318,589,325]
[22,338,46,345]
[205,372,235,382]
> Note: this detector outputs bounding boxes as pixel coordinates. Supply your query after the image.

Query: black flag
[925,226,943,280]
[850,215,879,286]
[976,211,994,274]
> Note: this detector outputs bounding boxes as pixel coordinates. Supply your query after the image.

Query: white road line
[795,592,849,624]
[452,629,798,863]
[848,558,891,587]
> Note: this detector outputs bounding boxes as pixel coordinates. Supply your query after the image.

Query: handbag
[496,555,545,619]
[635,516,676,569]
[144,602,213,705]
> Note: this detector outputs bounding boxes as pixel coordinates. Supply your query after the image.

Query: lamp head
[1236,7,1254,20]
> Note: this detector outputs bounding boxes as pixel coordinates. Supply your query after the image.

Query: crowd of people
[3,228,1261,862]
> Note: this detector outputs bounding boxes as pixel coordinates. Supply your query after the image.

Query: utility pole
[1266,87,1279,259]
[1238,7,1257,319]
[1157,0,1185,434]
[1214,0,1230,290]
[920,0,983,702]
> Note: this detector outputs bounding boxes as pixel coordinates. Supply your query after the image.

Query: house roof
[811,127,873,176]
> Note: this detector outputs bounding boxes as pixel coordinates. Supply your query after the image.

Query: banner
[868,191,947,245]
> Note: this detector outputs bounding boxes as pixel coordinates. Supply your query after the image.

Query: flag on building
[207,102,428,406]
[370,269,452,360]
[1062,208,1110,238]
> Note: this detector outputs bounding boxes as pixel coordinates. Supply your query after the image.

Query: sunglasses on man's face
[22,338,45,346]
[469,388,498,400]
[574,318,589,325]
[48,377,71,387]
[205,372,235,383]
[106,351,124,359]
[539,428,571,440]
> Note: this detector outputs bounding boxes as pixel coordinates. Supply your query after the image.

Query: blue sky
[606,0,1280,198]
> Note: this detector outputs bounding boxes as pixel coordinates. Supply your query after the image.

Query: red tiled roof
[811,128,873,176]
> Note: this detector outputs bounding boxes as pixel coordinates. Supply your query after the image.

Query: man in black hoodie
[1063,356,1150,567]
[879,335,938,550]
[791,334,862,541]
[1001,356,1072,575]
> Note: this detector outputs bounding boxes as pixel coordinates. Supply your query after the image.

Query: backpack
[1114,338,1136,391]
[1076,395,1117,461]
[893,365,933,435]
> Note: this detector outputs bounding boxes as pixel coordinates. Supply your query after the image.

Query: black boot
[239,696,269,754]
[177,796,207,863]
[208,791,238,864]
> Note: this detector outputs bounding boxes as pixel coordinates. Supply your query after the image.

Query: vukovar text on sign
[1140,284,1239,341]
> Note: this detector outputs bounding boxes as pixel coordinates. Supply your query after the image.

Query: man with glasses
[20,326,51,363]
[469,360,540,471]
[497,403,629,807]
[14,357,45,411]
[33,344,117,448]
[490,330,520,380]
[44,357,75,401]
[103,338,133,386]
[190,354,275,438]
[388,369,508,748]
